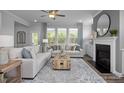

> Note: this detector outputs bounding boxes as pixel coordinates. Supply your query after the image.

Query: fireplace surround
[93,37,117,74]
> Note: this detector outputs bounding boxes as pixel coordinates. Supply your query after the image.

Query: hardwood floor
[83,55,124,83]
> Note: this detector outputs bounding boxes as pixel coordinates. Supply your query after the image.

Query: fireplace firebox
[96,44,110,73]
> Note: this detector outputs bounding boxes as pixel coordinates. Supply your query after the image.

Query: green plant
[109,29,117,36]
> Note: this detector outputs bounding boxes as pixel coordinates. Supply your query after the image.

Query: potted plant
[109,29,117,36]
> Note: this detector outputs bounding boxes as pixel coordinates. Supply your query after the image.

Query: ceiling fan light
[49,14,55,18]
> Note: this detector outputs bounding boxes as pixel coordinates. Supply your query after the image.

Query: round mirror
[96,14,111,37]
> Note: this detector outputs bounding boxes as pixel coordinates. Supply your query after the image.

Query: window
[68,28,78,44]
[47,27,78,45]
[57,28,67,44]
[32,32,38,45]
[47,28,56,45]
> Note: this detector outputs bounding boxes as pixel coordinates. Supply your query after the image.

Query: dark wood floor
[83,55,124,83]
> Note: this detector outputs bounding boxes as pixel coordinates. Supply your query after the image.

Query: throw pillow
[75,45,80,51]
[51,45,57,50]
[22,48,32,58]
[71,46,76,51]
[24,46,36,58]
[29,47,36,59]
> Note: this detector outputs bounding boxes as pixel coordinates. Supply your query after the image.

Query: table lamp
[42,39,48,52]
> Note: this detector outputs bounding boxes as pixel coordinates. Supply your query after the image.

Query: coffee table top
[54,53,70,59]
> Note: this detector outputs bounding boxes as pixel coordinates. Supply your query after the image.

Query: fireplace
[93,37,117,75]
[96,44,110,73]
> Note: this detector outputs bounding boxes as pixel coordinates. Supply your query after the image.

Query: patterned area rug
[23,58,106,83]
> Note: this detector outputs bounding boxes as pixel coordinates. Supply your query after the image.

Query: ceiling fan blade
[56,14,66,17]
[40,15,47,17]
[41,10,48,13]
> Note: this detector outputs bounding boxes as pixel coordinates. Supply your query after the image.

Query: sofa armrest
[10,58,37,78]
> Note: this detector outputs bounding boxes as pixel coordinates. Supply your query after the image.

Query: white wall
[83,22,92,48]
[0,12,2,32]
[120,10,124,49]
[28,23,41,45]
[1,11,14,35]
[0,10,47,47]
[27,23,47,46]
[0,10,30,47]
[0,11,30,35]
[3,11,30,27]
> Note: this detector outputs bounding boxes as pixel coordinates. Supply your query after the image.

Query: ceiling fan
[41,10,66,20]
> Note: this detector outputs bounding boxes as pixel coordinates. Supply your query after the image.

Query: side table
[0,60,22,83]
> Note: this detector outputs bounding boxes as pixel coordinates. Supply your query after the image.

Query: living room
[0,10,124,83]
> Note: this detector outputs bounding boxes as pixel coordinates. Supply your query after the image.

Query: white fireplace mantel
[93,37,117,75]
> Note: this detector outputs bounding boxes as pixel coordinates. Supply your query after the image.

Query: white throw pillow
[24,46,36,59]
[9,48,23,59]
[30,48,36,59]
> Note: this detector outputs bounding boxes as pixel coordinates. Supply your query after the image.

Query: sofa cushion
[22,48,32,58]
[9,48,23,59]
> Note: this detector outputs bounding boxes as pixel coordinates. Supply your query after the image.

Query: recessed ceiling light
[34,19,37,22]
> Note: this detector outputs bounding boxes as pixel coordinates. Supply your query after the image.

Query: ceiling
[9,10,101,26]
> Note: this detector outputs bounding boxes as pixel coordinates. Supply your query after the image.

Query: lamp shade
[43,39,48,43]
[0,35,14,47]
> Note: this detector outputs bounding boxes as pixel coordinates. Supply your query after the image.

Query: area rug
[23,58,106,83]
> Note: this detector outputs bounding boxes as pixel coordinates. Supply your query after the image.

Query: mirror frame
[96,13,111,37]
